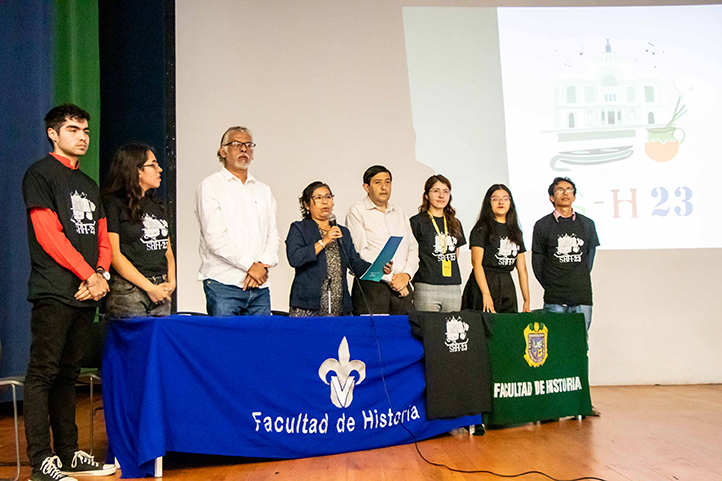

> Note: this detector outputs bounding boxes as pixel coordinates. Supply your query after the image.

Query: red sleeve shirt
[97,217,112,271]
[29,208,112,281]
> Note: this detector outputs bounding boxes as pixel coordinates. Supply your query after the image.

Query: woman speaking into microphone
[285,181,390,317]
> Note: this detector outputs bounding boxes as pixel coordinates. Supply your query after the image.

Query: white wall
[176,0,722,386]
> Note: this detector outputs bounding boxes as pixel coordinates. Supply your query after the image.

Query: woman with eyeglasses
[409,174,466,312]
[102,143,175,318]
[462,184,530,313]
[286,181,390,317]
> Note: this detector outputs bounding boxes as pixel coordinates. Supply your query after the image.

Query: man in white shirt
[194,126,279,316]
[346,165,419,315]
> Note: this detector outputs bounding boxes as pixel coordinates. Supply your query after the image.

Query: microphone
[328,214,340,249]
[330,214,373,316]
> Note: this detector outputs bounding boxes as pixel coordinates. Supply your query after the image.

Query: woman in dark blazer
[286,181,387,316]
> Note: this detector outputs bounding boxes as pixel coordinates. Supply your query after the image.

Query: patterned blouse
[290,227,344,317]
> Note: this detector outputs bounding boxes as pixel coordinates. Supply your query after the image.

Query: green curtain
[54,0,100,182]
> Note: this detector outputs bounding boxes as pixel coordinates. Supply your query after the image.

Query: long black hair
[471,184,524,248]
[102,143,156,222]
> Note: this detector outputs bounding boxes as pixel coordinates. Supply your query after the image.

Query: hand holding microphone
[320,215,343,248]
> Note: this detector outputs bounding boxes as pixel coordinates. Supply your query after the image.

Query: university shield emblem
[523,322,548,367]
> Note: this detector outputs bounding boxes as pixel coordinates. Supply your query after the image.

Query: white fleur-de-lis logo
[318,337,366,408]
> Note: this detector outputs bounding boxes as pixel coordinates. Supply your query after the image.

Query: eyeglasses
[311,194,334,203]
[491,196,510,203]
[554,187,575,195]
[142,162,161,170]
[223,141,256,150]
[429,188,450,196]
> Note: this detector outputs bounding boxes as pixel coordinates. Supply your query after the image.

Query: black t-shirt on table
[22,154,104,307]
[532,213,600,306]
[410,213,466,285]
[469,221,526,273]
[104,194,169,277]
[409,310,492,419]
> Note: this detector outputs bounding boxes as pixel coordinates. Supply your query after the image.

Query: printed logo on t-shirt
[69,191,96,235]
[554,234,584,263]
[445,316,469,353]
[141,214,169,251]
[433,233,458,262]
[495,237,519,266]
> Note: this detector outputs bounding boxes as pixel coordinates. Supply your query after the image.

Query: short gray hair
[217,126,253,163]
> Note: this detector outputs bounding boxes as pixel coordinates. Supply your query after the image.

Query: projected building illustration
[545,39,671,171]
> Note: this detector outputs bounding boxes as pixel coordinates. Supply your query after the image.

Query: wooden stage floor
[1,385,720,480]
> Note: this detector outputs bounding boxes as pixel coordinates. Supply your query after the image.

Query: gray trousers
[413,282,462,313]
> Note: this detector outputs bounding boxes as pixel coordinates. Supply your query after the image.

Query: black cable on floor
[341,239,607,481]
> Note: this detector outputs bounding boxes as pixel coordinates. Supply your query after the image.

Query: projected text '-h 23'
[609,187,692,218]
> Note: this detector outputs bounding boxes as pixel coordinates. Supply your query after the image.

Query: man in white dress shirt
[194,126,280,316]
[346,165,419,315]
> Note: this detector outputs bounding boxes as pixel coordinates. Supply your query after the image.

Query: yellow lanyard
[428,213,452,277]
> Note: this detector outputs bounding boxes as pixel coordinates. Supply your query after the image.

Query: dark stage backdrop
[98,0,176,312]
[0,1,54,398]
[98,0,175,202]
[0,0,175,401]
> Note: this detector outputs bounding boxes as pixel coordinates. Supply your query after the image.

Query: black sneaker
[472,424,486,436]
[59,450,117,476]
[31,456,78,481]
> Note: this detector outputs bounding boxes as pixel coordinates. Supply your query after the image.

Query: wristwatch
[96,267,111,281]
[317,240,325,248]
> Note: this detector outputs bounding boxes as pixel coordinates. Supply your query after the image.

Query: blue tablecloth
[103,315,480,478]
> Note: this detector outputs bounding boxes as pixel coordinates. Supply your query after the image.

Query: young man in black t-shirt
[532,177,600,336]
[22,105,117,480]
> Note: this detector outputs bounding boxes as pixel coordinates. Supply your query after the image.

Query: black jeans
[24,298,95,469]
[351,279,414,316]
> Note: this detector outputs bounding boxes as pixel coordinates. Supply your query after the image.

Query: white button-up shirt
[194,168,279,287]
[345,196,419,283]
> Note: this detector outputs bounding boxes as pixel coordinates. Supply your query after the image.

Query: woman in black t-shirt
[102,144,176,318]
[462,184,530,313]
[409,174,466,312]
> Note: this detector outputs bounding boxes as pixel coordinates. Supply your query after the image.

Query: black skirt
[461,269,518,313]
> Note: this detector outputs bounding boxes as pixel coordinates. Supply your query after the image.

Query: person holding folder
[286,181,388,317]
[346,165,419,315]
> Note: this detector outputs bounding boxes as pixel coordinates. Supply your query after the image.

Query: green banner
[486,312,593,425]
[54,0,100,182]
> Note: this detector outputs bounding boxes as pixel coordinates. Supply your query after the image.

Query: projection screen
[176,0,722,386]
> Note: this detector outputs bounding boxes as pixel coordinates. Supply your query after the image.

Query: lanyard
[428,212,448,250]
[429,212,452,277]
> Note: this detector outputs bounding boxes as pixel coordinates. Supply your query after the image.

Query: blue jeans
[203,279,271,316]
[544,303,592,348]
